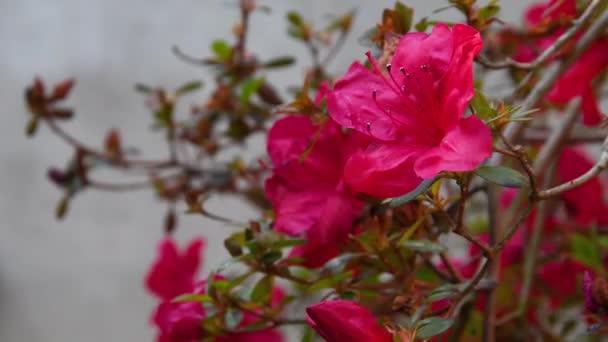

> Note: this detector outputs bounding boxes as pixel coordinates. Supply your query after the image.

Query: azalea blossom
[516,0,608,126]
[145,237,284,342]
[265,115,367,266]
[145,237,206,301]
[557,147,608,225]
[306,300,393,342]
[326,23,492,198]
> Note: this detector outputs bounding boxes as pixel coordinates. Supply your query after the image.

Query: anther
[421,64,428,72]
[386,64,392,72]
[366,122,371,132]
[400,85,406,93]
[372,90,377,99]
[399,67,406,75]
[405,72,411,79]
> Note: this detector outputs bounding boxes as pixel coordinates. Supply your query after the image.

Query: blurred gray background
[0,1,530,341]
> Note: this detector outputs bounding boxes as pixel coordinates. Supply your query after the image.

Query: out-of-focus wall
[0,1,528,340]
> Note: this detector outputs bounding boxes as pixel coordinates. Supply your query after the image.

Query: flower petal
[327,61,401,141]
[265,177,325,236]
[414,115,492,179]
[306,300,392,342]
[435,24,483,128]
[344,141,422,198]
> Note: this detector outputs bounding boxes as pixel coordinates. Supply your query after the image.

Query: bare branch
[476,0,602,70]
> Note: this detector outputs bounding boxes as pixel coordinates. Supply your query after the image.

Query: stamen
[421,64,428,72]
[405,72,411,79]
[372,89,377,99]
[386,64,392,72]
[400,85,406,93]
[399,66,406,75]
[366,122,371,132]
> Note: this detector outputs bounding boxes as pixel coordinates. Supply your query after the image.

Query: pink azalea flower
[145,237,206,301]
[306,300,392,342]
[287,238,341,268]
[153,301,206,342]
[146,238,284,341]
[517,0,608,126]
[326,23,492,198]
[557,147,608,225]
[265,115,366,245]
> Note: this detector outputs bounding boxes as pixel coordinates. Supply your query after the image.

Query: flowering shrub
[23,0,608,340]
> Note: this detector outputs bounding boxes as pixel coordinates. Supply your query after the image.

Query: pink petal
[344,141,422,198]
[265,177,325,236]
[306,300,392,342]
[414,115,492,179]
[307,190,363,243]
[557,147,605,224]
[390,23,453,82]
[327,62,401,141]
[288,239,340,268]
[267,116,345,186]
[435,24,483,128]
[581,86,604,126]
[145,238,205,300]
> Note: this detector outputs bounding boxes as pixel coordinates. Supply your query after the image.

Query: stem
[497,9,608,154]
[517,163,556,323]
[44,117,176,169]
[537,135,608,199]
[320,29,350,67]
[476,0,602,70]
[532,99,582,172]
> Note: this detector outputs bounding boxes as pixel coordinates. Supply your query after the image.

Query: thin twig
[533,99,581,172]
[44,118,177,169]
[498,9,608,152]
[320,30,350,67]
[476,0,602,70]
[518,163,556,317]
[537,135,608,199]
[523,126,608,144]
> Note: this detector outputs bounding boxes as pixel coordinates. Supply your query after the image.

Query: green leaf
[478,0,500,21]
[474,166,528,189]
[340,291,357,300]
[173,294,213,303]
[224,235,244,257]
[251,275,273,303]
[272,239,307,249]
[153,102,173,127]
[224,308,244,330]
[287,11,304,26]
[416,317,454,340]
[402,240,447,253]
[427,284,459,302]
[175,80,203,96]
[309,271,354,292]
[211,39,232,61]
[262,56,296,69]
[570,233,601,269]
[415,17,430,32]
[240,78,265,105]
[395,2,414,33]
[300,326,315,342]
[321,253,364,274]
[25,117,38,136]
[261,250,282,265]
[389,177,438,208]
[470,90,496,121]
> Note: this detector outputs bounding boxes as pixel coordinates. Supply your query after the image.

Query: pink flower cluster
[265,23,493,268]
[513,0,608,125]
[145,238,284,342]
